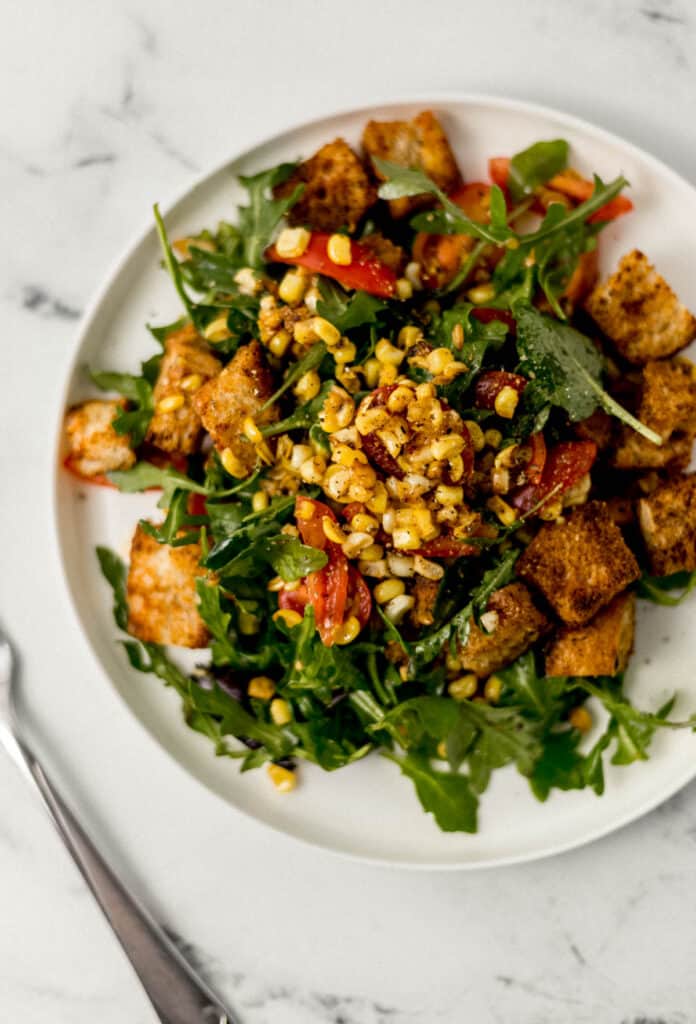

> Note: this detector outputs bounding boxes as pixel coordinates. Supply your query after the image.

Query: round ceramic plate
[53,95,696,869]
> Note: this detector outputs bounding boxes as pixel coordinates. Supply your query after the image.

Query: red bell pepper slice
[510,440,597,514]
[265,232,397,298]
[474,370,527,410]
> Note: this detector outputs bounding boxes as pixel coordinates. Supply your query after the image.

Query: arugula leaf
[316,279,388,333]
[237,163,304,269]
[140,489,203,547]
[108,461,254,502]
[204,495,295,572]
[529,727,612,801]
[454,700,543,792]
[90,369,155,447]
[96,547,128,630]
[291,717,372,771]
[264,535,327,581]
[514,304,662,443]
[384,751,478,833]
[284,608,368,697]
[507,139,569,203]
[496,652,565,718]
[637,570,696,606]
[153,204,206,327]
[259,341,328,413]
[195,578,276,671]
[260,380,333,437]
[147,316,188,345]
[522,175,628,245]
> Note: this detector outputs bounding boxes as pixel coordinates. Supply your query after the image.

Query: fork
[0,626,238,1024]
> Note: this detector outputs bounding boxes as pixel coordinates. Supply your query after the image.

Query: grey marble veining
[3,0,696,1021]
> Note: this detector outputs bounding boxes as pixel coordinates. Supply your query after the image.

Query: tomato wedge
[265,233,397,298]
[510,440,597,514]
[413,536,477,558]
[489,161,633,223]
[474,370,527,410]
[489,157,511,192]
[413,182,491,290]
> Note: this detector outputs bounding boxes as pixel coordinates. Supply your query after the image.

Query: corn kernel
[268,763,297,792]
[451,322,465,349]
[322,516,346,544]
[234,266,260,296]
[293,369,321,402]
[299,456,327,484]
[413,555,444,581]
[360,543,383,562]
[425,348,454,375]
[269,697,293,725]
[378,364,399,386]
[392,527,421,551]
[334,615,361,645]
[386,385,414,414]
[312,316,341,347]
[387,553,415,577]
[278,269,308,305]
[374,578,406,604]
[436,740,448,760]
[220,447,246,478]
[292,320,317,346]
[463,420,485,452]
[156,393,185,414]
[203,315,232,342]
[484,676,503,703]
[342,531,375,558]
[248,676,275,700]
[363,358,381,388]
[366,482,388,514]
[252,490,269,512]
[484,428,503,449]
[321,387,355,433]
[333,339,357,364]
[382,593,415,624]
[396,277,413,300]
[180,373,203,393]
[268,328,292,358]
[398,325,423,349]
[435,484,463,507]
[467,282,496,304]
[272,608,303,629]
[375,339,405,366]
[405,262,422,289]
[267,575,285,592]
[275,226,310,258]
[351,512,378,533]
[539,498,563,521]
[569,706,593,733]
[494,385,520,419]
[432,434,465,460]
[238,610,260,635]
[322,464,352,501]
[296,499,315,520]
[487,495,518,526]
[242,416,263,444]
[448,674,478,701]
[327,233,352,265]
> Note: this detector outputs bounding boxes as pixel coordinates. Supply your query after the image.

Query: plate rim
[49,90,696,870]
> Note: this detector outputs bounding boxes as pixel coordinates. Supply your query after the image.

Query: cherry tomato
[511,440,597,514]
[357,386,405,480]
[412,182,492,290]
[470,307,517,334]
[265,233,396,298]
[547,171,634,223]
[474,370,527,410]
[413,536,477,558]
[488,157,511,192]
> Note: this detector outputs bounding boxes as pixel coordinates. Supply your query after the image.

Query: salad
[64,110,696,833]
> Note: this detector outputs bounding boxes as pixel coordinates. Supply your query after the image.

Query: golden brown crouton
[146,324,222,455]
[611,358,696,471]
[274,138,376,233]
[584,250,696,364]
[458,583,550,678]
[517,502,640,626]
[362,110,462,218]
[192,340,278,476]
[638,473,696,575]
[64,399,136,478]
[545,592,635,677]
[409,578,440,629]
[126,525,209,648]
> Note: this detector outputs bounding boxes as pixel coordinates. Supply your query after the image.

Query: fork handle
[3,727,235,1024]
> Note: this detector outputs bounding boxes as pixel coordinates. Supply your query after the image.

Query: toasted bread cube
[638,473,696,575]
[274,138,376,233]
[585,250,696,364]
[611,358,696,470]
[574,408,613,450]
[192,340,278,476]
[517,502,640,626]
[64,399,136,478]
[409,578,439,629]
[146,324,222,455]
[545,592,635,677]
[362,110,461,218]
[126,525,209,648]
[458,583,550,678]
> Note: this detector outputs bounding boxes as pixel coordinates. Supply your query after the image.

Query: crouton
[409,578,439,629]
[638,473,696,575]
[362,110,461,218]
[126,525,209,648]
[146,324,222,455]
[574,408,613,450]
[458,583,550,678]
[584,250,696,364]
[517,502,640,626]
[274,138,376,233]
[64,399,136,478]
[545,591,635,677]
[611,358,696,471]
[192,340,278,476]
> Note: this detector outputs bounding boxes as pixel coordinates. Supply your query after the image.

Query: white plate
[53,94,696,869]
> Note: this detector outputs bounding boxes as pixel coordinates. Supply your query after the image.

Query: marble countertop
[2,1,696,1021]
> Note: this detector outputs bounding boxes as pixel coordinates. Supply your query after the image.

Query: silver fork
[0,627,238,1024]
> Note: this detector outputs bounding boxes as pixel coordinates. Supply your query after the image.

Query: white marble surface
[2,0,696,1021]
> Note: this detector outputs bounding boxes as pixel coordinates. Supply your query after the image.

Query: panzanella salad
[64,111,696,832]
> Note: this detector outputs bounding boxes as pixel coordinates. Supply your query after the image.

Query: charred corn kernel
[332,443,367,467]
[322,464,352,501]
[396,277,413,300]
[366,482,388,514]
[289,444,313,470]
[267,575,285,592]
[374,578,406,604]
[336,365,361,394]
[312,316,341,347]
[435,484,464,507]
[413,555,445,581]
[494,444,520,470]
[405,262,422,288]
[386,385,414,413]
[238,610,260,635]
[321,388,355,433]
[451,322,465,349]
[540,498,563,521]
[383,593,415,624]
[275,226,310,258]
[304,285,320,313]
[449,674,478,701]
[448,454,465,483]
[252,490,269,512]
[278,269,308,305]
[375,338,405,366]
[414,507,436,538]
[398,325,423,349]
[248,676,275,700]
[360,543,383,561]
[299,456,327,484]
[296,499,315,520]
[392,527,421,550]
[270,698,293,725]
[467,282,496,304]
[378,364,399,386]
[484,675,503,703]
[242,416,263,444]
[292,320,318,346]
[220,447,246,478]
[487,495,518,526]
[432,434,465,460]
[387,553,415,577]
[180,373,203,393]
[425,347,454,375]
[272,609,303,629]
[342,532,376,558]
[484,428,503,449]
[463,420,485,452]
[327,232,352,265]
[436,740,448,760]
[322,516,346,544]
[351,512,378,533]
[234,266,260,295]
[415,382,436,401]
[569,706,593,733]
[334,615,361,645]
[494,386,520,419]
[358,558,389,577]
[362,358,381,388]
[356,405,389,434]
[292,370,321,403]
[270,328,293,357]
[267,763,297,792]
[156,393,185,414]
[203,315,232,342]
[333,339,357,364]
